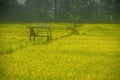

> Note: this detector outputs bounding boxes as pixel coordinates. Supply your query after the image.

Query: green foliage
[0,0,120,23]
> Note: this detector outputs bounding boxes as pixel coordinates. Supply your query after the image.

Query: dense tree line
[0,0,120,23]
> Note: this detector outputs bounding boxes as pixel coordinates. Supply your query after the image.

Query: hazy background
[0,0,120,23]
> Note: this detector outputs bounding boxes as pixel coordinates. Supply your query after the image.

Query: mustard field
[0,23,120,80]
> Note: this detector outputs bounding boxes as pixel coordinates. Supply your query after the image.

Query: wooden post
[33,35,35,41]
[47,35,49,42]
[29,27,32,41]
[50,28,52,40]
[30,35,31,41]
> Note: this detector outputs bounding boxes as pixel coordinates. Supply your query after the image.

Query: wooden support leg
[47,35,49,42]
[33,36,35,41]
[49,35,51,40]
[29,35,31,41]
[50,30,52,40]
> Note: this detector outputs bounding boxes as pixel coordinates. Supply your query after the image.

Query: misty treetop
[0,0,120,23]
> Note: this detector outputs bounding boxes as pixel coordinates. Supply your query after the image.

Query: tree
[100,0,120,23]
[0,0,20,22]
[67,0,84,34]
[0,0,119,23]
[25,0,52,22]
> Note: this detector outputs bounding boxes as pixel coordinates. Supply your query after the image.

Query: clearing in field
[0,23,120,80]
